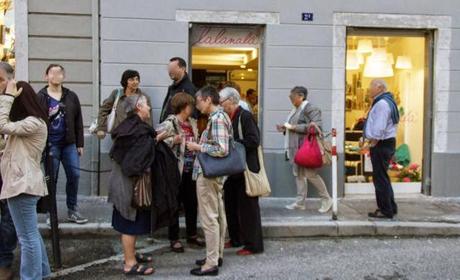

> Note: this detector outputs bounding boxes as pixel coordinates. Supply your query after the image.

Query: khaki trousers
[295,167,331,204]
[196,174,227,267]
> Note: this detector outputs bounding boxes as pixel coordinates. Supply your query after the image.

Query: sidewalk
[38,194,460,237]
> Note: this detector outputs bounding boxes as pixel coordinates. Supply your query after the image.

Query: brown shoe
[0,267,14,280]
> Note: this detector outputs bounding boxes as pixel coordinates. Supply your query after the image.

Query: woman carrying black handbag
[186,86,233,277]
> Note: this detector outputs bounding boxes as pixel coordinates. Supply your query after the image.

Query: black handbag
[197,122,246,178]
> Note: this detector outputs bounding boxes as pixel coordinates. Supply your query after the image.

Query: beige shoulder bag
[238,115,271,197]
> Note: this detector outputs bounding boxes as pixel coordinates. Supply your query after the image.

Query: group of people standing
[94,57,265,277]
[0,51,398,279]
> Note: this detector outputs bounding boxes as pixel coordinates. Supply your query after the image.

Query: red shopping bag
[294,126,323,168]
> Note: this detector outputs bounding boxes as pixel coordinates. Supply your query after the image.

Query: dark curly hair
[120,69,140,89]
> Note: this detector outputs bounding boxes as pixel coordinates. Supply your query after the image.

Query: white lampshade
[387,53,395,65]
[357,39,373,53]
[370,48,388,62]
[363,56,394,77]
[346,51,360,70]
[395,56,412,69]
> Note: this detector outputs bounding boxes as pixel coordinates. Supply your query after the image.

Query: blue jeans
[50,144,80,211]
[7,194,50,279]
[0,200,17,268]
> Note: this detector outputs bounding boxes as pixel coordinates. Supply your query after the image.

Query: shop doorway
[344,28,433,195]
[189,24,262,129]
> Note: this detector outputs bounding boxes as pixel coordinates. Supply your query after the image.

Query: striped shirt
[192,107,232,181]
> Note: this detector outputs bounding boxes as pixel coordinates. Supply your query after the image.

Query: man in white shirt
[364,79,399,219]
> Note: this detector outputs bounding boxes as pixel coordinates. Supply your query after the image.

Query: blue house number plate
[302,13,314,21]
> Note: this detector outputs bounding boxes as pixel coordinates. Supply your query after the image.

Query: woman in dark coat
[108,95,169,276]
[219,87,264,255]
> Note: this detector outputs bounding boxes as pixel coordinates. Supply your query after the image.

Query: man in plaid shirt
[186,85,232,276]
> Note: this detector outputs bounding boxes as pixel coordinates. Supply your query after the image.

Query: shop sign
[191,25,263,47]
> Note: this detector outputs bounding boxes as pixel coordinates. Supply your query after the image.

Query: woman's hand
[156,131,168,142]
[186,141,201,152]
[276,124,286,133]
[173,134,182,144]
[5,79,22,97]
[96,130,106,140]
[284,122,295,131]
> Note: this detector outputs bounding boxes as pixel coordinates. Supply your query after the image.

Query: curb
[39,220,460,238]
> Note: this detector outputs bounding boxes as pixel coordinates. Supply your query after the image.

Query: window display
[345,34,426,186]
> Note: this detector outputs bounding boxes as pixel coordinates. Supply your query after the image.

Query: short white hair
[371,79,388,91]
[219,87,240,105]
[124,94,147,113]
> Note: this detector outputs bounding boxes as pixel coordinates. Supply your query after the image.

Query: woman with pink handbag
[276,86,332,213]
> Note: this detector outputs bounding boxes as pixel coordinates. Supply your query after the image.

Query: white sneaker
[318,198,333,213]
[285,202,306,210]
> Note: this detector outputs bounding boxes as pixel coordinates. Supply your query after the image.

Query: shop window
[0,0,14,66]
[345,34,426,188]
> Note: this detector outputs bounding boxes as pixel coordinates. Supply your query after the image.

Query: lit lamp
[346,51,360,70]
[363,56,394,77]
[387,53,395,65]
[371,48,388,62]
[395,56,412,69]
[357,39,373,53]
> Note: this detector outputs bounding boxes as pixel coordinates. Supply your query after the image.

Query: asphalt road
[48,236,460,280]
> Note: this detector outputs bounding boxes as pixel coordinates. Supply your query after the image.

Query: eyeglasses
[220,97,230,105]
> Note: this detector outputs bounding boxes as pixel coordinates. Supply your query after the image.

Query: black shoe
[190,266,218,276]
[187,237,206,248]
[195,257,223,267]
[368,209,393,219]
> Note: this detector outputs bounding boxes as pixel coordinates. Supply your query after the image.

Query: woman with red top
[159,92,205,253]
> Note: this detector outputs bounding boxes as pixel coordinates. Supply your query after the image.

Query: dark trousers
[168,171,198,241]
[370,138,398,217]
[0,200,17,268]
[224,174,264,253]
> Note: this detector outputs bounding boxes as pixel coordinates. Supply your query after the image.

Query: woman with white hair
[219,87,264,255]
[108,95,168,276]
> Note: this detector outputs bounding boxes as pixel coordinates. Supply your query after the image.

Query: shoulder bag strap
[112,88,122,111]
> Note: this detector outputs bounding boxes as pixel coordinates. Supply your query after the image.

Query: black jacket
[110,114,156,176]
[232,107,261,173]
[151,141,180,232]
[37,86,84,147]
[159,74,197,122]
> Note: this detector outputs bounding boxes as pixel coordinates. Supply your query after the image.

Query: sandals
[124,263,155,276]
[170,240,185,253]
[135,252,153,263]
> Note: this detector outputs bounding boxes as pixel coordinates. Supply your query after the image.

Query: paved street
[50,237,460,280]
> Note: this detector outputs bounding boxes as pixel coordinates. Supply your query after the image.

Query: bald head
[369,79,388,98]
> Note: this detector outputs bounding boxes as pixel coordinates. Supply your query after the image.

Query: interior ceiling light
[364,56,394,78]
[357,39,373,53]
[346,51,360,70]
[395,56,413,69]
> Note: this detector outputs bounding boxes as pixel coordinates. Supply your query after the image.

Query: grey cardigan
[286,102,323,172]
